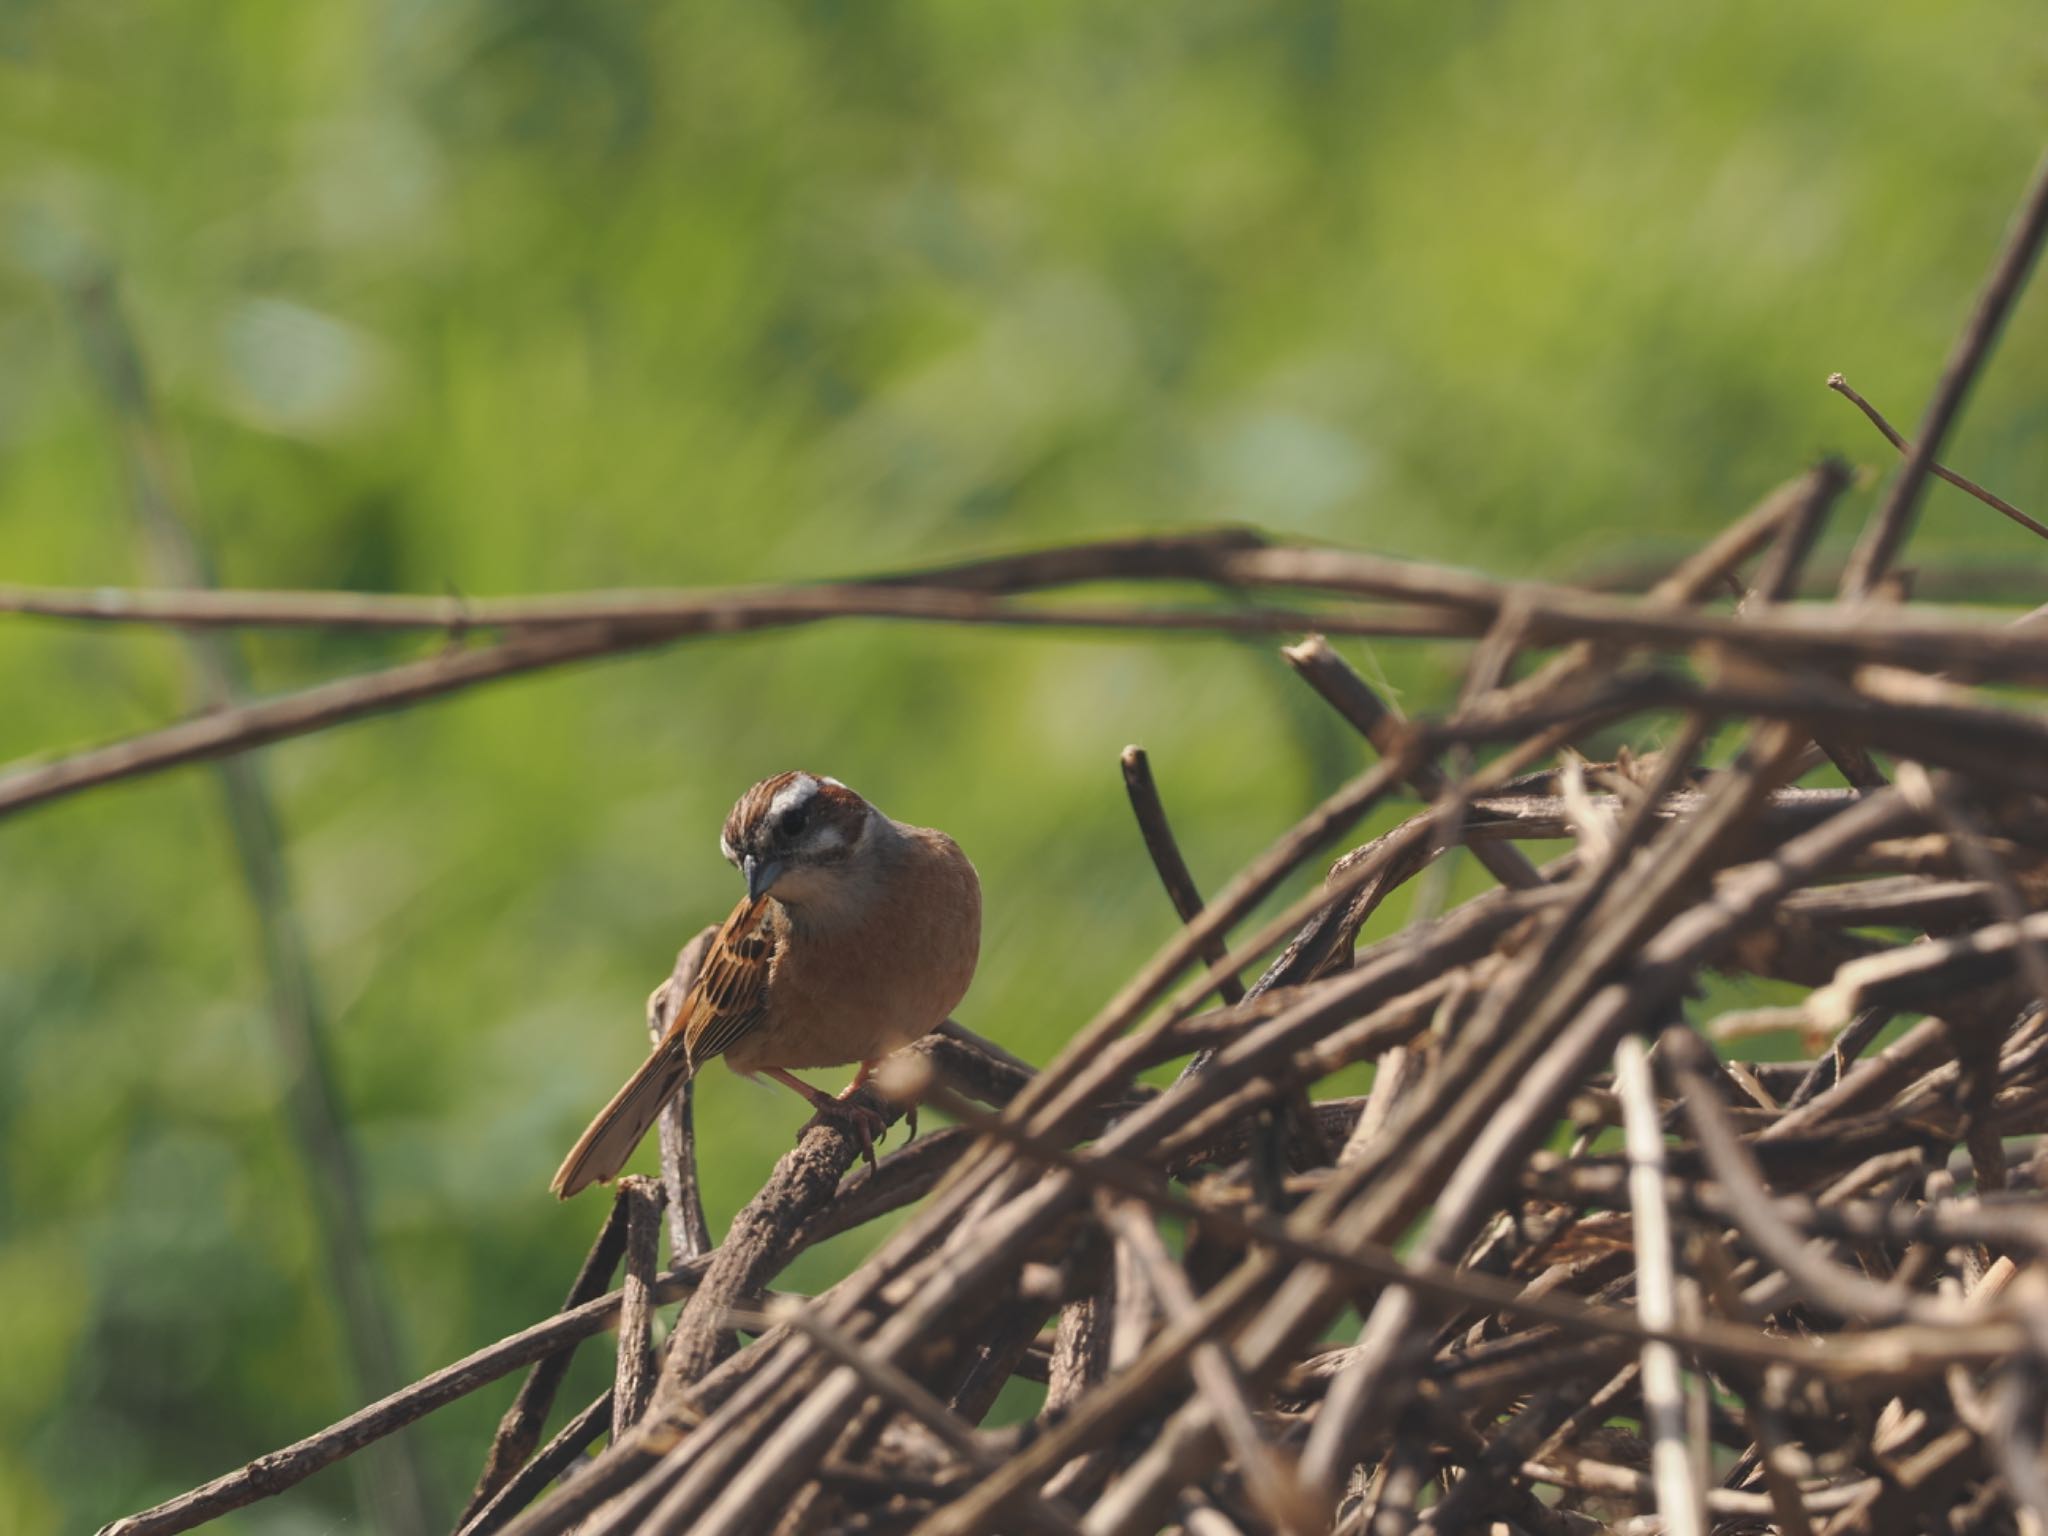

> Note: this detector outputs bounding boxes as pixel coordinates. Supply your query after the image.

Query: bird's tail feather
[550,1043,692,1199]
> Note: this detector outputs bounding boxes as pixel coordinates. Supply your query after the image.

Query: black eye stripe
[778,804,809,837]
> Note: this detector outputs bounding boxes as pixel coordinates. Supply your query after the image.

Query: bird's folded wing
[677,895,778,1067]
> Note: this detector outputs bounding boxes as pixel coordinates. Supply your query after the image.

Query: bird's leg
[763,1066,838,1113]
[764,1067,886,1171]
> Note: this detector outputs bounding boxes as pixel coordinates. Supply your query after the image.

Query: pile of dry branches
[65,140,2048,1536]
[75,488,2048,1536]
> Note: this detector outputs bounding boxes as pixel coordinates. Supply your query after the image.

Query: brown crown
[722,772,869,859]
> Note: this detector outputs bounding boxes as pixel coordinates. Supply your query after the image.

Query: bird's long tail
[550,1040,693,1199]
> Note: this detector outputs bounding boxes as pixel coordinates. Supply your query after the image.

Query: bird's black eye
[778,804,809,838]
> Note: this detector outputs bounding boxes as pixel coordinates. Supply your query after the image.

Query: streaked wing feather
[677,896,778,1068]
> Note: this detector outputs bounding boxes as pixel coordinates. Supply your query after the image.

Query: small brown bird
[551,772,981,1198]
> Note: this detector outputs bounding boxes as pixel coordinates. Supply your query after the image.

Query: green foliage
[1,4,2044,1529]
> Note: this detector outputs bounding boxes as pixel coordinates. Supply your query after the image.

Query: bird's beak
[743,855,785,904]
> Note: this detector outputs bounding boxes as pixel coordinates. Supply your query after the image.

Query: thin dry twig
[614,1177,667,1430]
[1122,746,1247,1005]
[1840,138,2048,593]
[648,930,718,1262]
[97,1259,719,1536]
[455,1392,614,1536]
[1094,1195,1314,1535]
[770,1301,1085,1536]
[1827,371,2048,544]
[34,540,2048,828]
[1614,1034,1703,1536]
[459,1190,632,1523]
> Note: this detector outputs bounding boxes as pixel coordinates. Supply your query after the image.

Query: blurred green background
[3,3,2046,1531]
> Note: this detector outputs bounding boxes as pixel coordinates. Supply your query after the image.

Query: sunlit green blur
[3,4,2045,1530]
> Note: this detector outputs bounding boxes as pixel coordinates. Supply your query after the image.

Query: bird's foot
[807,1093,888,1172]
[851,1060,919,1143]
[765,1065,895,1172]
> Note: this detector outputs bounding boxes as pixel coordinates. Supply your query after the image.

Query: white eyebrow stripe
[719,833,739,863]
[766,775,820,823]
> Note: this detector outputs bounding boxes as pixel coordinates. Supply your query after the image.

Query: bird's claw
[802,1095,889,1173]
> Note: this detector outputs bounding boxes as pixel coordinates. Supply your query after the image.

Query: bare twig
[1662,1028,1962,1326]
[460,1190,632,1523]
[1614,1034,1703,1536]
[1281,635,1542,893]
[1827,372,2048,544]
[1093,1196,1313,1536]
[771,1301,1084,1536]
[30,551,2048,828]
[455,1392,614,1536]
[913,1082,2006,1378]
[96,1259,718,1536]
[1841,140,2048,593]
[648,930,717,1261]
[1122,746,1246,1004]
[613,1177,667,1430]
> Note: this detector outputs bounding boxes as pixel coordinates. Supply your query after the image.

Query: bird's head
[719,771,880,908]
